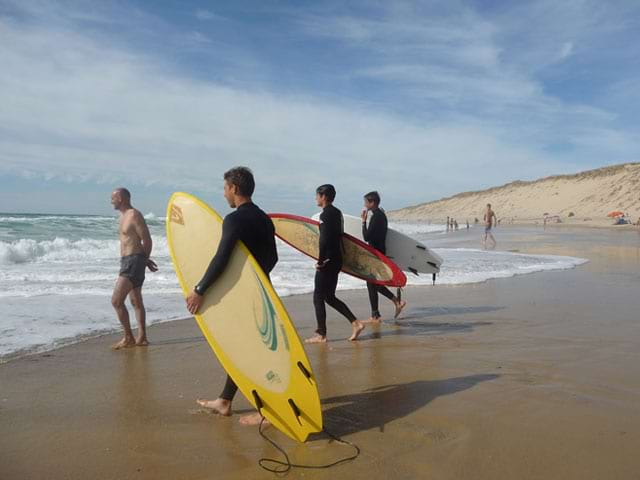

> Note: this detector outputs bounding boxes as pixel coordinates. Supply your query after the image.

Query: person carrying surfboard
[110,187,158,350]
[360,191,406,322]
[305,184,365,344]
[184,167,278,425]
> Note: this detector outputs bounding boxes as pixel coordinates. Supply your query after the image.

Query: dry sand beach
[2,225,640,479]
[391,162,640,228]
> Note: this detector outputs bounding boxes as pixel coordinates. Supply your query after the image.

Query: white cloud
[181,30,212,46]
[196,9,215,21]
[0,16,551,210]
[559,41,574,60]
[0,0,638,214]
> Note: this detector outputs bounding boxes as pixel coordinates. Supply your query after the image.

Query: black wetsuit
[313,204,356,336]
[362,207,395,317]
[194,202,277,401]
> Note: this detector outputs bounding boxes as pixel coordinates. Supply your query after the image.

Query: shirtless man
[111,188,158,350]
[483,203,497,249]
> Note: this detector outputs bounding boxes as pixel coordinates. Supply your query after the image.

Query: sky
[1,0,639,216]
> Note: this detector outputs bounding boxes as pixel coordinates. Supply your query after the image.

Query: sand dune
[390,163,640,227]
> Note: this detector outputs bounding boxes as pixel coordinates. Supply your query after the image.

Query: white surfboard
[312,212,443,276]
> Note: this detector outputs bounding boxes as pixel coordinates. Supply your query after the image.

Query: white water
[0,213,587,360]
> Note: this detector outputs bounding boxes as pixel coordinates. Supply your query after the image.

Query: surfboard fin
[297,361,312,381]
[288,399,302,425]
[432,273,436,285]
[408,267,418,276]
[252,390,264,414]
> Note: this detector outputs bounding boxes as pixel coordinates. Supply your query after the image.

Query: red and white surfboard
[269,213,407,287]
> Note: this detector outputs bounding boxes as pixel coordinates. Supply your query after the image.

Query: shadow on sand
[358,320,494,341]
[316,374,499,437]
[400,305,505,320]
[354,305,503,341]
[151,336,206,346]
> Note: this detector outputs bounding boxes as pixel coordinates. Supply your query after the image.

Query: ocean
[0,212,587,361]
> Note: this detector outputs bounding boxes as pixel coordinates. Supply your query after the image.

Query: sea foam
[0,214,588,360]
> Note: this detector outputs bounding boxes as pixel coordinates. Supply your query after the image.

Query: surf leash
[256,417,361,474]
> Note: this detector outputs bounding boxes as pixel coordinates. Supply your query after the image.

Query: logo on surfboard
[265,370,282,384]
[169,204,184,225]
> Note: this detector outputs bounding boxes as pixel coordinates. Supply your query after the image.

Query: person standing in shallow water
[483,203,497,249]
[360,191,406,323]
[111,188,158,350]
[305,184,365,344]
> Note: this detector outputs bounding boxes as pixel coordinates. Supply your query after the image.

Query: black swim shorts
[119,254,147,288]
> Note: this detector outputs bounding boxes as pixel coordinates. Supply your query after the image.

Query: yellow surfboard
[166,192,323,442]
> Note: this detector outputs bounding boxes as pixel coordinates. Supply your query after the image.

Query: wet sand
[2,227,640,479]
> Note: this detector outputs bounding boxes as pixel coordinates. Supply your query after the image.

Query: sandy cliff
[391,163,640,226]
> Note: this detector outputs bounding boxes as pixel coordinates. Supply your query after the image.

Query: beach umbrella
[607,210,624,217]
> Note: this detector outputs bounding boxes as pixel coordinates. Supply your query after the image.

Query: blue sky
[1,0,639,216]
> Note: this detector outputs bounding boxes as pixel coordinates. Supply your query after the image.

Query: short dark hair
[316,184,336,202]
[115,188,131,201]
[224,167,255,197]
[364,191,380,205]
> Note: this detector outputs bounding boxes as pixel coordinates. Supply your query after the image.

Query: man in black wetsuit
[305,184,365,344]
[360,191,406,323]
[185,166,277,426]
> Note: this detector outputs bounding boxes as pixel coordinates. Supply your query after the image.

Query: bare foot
[112,337,136,350]
[394,300,407,319]
[361,316,382,324]
[304,334,327,344]
[348,321,365,341]
[239,412,269,426]
[135,338,149,347]
[196,398,232,416]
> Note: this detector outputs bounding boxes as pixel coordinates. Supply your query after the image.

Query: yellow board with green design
[166,192,322,442]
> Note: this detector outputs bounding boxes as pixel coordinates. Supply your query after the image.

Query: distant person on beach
[360,191,406,323]
[305,184,365,344]
[111,188,158,350]
[185,167,277,426]
[483,203,497,248]
[446,216,450,232]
